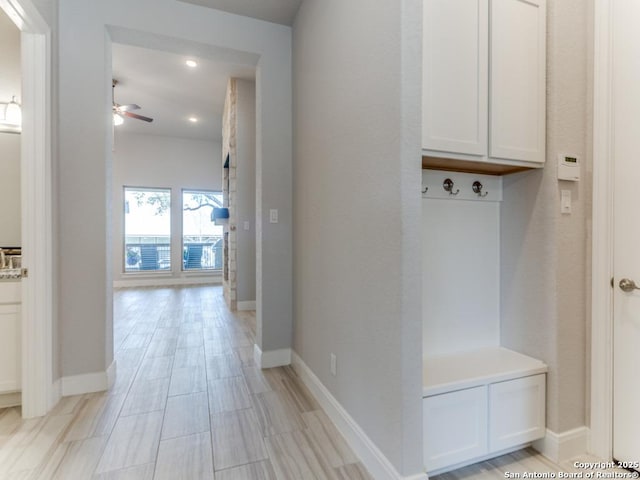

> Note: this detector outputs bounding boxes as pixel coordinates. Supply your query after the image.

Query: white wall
[112,132,221,285]
[235,79,256,304]
[0,9,21,247]
[57,0,292,377]
[292,0,423,476]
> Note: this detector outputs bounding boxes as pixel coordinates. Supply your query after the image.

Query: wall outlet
[243,221,250,230]
[330,353,337,376]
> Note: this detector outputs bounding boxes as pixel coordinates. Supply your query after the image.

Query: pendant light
[5,96,21,126]
[0,96,21,133]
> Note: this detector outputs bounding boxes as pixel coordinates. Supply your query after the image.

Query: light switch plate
[269,209,278,223]
[561,189,571,214]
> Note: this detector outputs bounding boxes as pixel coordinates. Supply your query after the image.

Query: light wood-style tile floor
[0,286,619,480]
[0,286,373,479]
[432,449,626,480]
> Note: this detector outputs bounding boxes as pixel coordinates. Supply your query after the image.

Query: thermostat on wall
[558,154,580,181]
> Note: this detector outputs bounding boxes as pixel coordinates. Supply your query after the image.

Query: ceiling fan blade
[123,111,154,123]
[118,104,141,112]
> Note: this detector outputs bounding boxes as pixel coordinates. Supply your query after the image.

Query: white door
[612,0,640,465]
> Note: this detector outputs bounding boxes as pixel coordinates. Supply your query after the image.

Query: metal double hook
[472,181,489,197]
[443,178,459,196]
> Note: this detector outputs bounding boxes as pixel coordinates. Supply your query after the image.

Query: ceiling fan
[112,79,154,125]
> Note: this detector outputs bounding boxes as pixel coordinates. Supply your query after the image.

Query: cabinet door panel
[489,374,546,451]
[490,0,546,163]
[0,304,21,392]
[423,0,488,155]
[423,386,488,472]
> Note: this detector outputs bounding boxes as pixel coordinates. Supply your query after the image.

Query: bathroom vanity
[0,273,21,400]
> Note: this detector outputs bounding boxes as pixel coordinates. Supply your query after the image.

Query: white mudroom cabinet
[421,169,548,475]
[422,0,546,174]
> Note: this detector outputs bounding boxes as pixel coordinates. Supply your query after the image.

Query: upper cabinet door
[422,0,488,156]
[490,0,546,163]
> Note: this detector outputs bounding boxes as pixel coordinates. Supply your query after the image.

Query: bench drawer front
[489,374,546,451]
[423,386,488,471]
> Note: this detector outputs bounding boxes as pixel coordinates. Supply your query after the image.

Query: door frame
[591,0,614,461]
[0,0,54,418]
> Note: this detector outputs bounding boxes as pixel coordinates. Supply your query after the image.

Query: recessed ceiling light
[189,117,198,123]
[185,60,198,68]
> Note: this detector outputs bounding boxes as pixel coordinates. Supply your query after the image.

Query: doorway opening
[0,0,54,418]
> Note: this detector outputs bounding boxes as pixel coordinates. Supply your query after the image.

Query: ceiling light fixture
[113,113,124,126]
[189,117,198,123]
[185,60,198,68]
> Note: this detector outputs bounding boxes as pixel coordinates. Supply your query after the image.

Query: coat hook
[443,178,459,196]
[472,180,489,198]
[422,186,429,195]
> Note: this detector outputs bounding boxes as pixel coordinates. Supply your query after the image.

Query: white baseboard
[113,275,222,288]
[237,300,256,311]
[0,392,21,408]
[50,378,62,410]
[254,345,292,369]
[61,361,116,396]
[533,427,590,464]
[292,352,428,480]
[106,360,117,390]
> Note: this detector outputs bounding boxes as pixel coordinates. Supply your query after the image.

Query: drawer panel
[489,374,546,451]
[423,386,488,472]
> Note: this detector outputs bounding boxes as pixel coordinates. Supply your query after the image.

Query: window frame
[181,188,224,273]
[122,186,173,275]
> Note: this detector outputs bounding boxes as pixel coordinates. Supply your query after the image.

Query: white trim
[237,300,256,311]
[106,360,117,390]
[61,367,113,397]
[591,0,614,461]
[113,275,222,288]
[0,0,54,419]
[50,378,61,407]
[533,427,590,464]
[292,352,428,480]
[0,392,22,409]
[254,344,291,369]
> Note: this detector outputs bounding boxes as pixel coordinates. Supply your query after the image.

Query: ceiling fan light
[185,59,198,68]
[113,113,124,126]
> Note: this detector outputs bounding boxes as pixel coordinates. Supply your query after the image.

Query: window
[124,187,171,272]
[182,190,223,271]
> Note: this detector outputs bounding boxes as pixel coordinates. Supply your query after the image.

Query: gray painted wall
[292,0,423,475]
[235,80,256,304]
[57,0,292,377]
[112,132,222,283]
[501,0,592,433]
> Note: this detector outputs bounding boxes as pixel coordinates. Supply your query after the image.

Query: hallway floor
[0,286,372,479]
[0,286,616,479]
